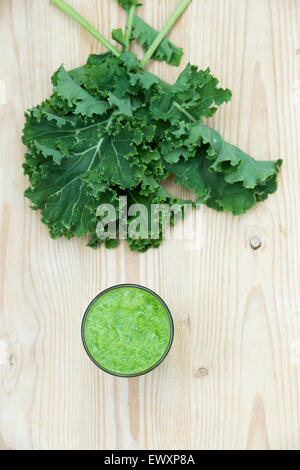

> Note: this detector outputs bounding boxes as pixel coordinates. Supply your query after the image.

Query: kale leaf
[23,1,282,252]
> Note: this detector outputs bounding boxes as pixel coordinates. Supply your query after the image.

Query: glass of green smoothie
[81,284,174,377]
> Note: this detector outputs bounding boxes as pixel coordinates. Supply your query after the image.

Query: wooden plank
[0,0,299,450]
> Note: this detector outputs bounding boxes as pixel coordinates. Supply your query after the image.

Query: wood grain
[0,0,300,450]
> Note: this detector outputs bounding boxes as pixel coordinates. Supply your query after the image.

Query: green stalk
[50,0,121,57]
[141,0,193,68]
[124,4,137,52]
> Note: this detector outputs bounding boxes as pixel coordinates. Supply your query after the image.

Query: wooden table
[0,0,299,450]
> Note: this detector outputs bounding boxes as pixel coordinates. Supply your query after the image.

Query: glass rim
[81,283,174,378]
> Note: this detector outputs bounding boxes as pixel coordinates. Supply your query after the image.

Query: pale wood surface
[0,0,300,450]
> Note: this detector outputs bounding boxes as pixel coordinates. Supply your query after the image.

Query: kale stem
[124,4,137,52]
[140,0,193,68]
[50,0,121,57]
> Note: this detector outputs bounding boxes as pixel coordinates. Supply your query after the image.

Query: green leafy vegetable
[131,16,183,66]
[117,0,142,9]
[22,0,282,252]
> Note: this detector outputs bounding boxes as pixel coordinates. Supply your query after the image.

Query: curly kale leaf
[164,121,282,214]
[187,122,283,189]
[117,0,142,8]
[131,16,183,66]
[117,1,183,66]
[22,52,282,252]
[150,65,232,123]
[168,154,281,215]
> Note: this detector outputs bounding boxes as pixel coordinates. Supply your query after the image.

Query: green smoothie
[83,286,172,376]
